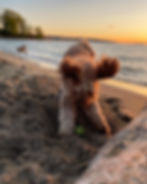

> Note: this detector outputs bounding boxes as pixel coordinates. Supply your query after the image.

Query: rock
[75,108,147,184]
[17,45,27,53]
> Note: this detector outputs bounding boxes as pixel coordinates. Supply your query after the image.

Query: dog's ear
[60,57,81,81]
[95,56,120,79]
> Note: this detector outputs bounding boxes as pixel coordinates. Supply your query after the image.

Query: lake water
[0,39,147,86]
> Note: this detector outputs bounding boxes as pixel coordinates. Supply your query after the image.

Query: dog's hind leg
[85,102,111,136]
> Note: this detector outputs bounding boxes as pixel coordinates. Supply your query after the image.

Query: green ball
[75,126,86,136]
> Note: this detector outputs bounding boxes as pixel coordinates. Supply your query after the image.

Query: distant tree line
[0,9,44,38]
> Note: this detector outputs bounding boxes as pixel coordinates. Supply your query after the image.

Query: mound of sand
[0,53,132,184]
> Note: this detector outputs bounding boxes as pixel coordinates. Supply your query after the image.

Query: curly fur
[59,41,120,136]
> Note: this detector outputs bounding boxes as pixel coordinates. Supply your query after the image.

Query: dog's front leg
[58,94,76,135]
[85,102,111,136]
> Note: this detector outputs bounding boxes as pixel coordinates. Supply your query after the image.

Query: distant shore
[0,36,114,43]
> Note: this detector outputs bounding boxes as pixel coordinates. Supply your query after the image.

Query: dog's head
[60,55,119,97]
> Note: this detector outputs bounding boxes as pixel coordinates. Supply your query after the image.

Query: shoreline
[0,50,146,118]
[1,50,147,90]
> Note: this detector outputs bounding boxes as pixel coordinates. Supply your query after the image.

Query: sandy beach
[0,51,146,184]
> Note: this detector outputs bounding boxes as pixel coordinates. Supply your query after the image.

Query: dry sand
[101,80,147,118]
[0,51,146,184]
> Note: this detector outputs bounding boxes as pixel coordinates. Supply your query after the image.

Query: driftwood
[76,107,147,184]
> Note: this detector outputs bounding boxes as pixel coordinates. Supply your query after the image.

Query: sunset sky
[1,0,147,43]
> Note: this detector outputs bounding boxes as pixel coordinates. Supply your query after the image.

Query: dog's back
[64,41,95,58]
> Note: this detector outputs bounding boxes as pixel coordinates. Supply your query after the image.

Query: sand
[101,80,147,117]
[0,51,146,184]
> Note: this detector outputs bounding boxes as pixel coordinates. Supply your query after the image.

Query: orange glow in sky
[1,0,147,43]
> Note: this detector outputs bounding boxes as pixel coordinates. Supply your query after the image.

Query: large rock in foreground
[76,108,147,184]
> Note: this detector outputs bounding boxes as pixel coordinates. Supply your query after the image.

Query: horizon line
[44,34,147,45]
